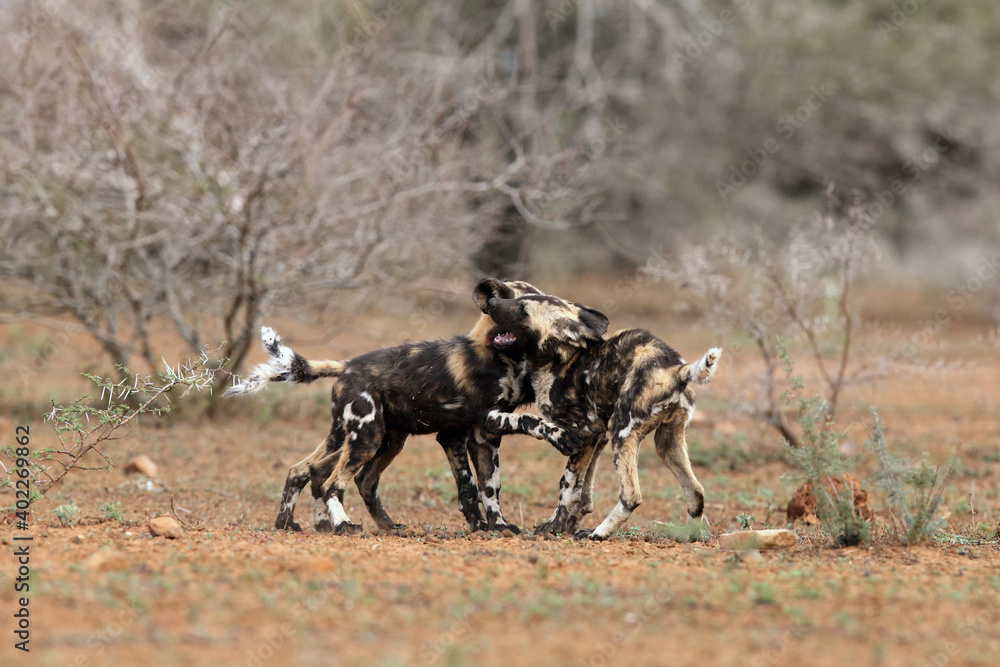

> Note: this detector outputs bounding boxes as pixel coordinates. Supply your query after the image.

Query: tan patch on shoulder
[447,347,476,393]
[467,315,496,359]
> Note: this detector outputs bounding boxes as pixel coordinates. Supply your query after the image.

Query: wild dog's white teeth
[494,332,517,346]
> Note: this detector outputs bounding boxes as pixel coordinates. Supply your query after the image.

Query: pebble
[123,455,158,478]
[148,516,183,539]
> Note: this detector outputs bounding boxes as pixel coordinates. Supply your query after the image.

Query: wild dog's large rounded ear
[473,278,515,313]
[553,304,610,348]
[573,303,610,339]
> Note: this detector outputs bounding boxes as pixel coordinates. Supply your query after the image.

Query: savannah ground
[1,281,999,667]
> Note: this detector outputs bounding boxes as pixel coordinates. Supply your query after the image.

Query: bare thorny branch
[1,348,227,498]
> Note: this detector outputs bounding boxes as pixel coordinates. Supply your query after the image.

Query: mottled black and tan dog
[480,282,721,540]
[226,279,580,535]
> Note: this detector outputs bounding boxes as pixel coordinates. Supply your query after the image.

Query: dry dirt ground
[1,284,999,667]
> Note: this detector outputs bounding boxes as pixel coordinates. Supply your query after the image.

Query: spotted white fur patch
[558,470,578,507]
[343,392,377,441]
[618,414,636,440]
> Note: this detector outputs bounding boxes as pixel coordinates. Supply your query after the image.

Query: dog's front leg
[533,439,602,536]
[485,410,582,455]
[468,427,520,534]
[437,428,487,532]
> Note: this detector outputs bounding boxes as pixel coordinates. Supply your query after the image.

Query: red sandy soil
[1,284,998,666]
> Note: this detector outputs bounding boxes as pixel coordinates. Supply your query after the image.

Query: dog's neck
[530,340,599,379]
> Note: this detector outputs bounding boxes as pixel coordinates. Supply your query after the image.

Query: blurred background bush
[1,0,997,377]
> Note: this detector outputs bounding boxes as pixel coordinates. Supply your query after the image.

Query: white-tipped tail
[223,326,297,397]
[687,347,722,385]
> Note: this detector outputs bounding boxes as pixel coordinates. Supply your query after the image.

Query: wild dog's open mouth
[493,332,517,348]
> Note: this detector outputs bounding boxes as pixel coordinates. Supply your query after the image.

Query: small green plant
[782,345,871,547]
[866,410,955,545]
[54,503,80,526]
[935,522,999,546]
[98,500,123,523]
[616,525,643,539]
[654,521,711,544]
[735,513,755,530]
[751,581,776,605]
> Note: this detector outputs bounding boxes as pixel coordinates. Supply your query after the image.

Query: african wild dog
[480,282,721,540]
[225,279,581,535]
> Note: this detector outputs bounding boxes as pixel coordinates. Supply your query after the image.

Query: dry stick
[749,322,802,449]
[827,216,858,423]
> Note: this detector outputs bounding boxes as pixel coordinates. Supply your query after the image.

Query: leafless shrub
[0,0,577,384]
[653,190,890,447]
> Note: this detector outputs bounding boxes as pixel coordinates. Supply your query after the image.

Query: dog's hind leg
[579,411,655,541]
[438,428,487,532]
[315,391,386,535]
[275,438,328,531]
[572,435,608,524]
[469,428,520,534]
[355,430,408,531]
[653,408,705,520]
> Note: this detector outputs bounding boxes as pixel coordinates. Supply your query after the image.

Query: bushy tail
[680,347,722,385]
[224,326,347,396]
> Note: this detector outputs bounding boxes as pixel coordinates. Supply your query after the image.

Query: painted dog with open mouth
[480,281,721,540]
[226,279,581,534]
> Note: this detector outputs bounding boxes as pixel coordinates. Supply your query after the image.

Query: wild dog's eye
[519,302,529,317]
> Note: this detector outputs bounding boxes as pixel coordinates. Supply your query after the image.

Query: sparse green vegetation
[98,500,123,523]
[54,503,80,526]
[867,410,956,546]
